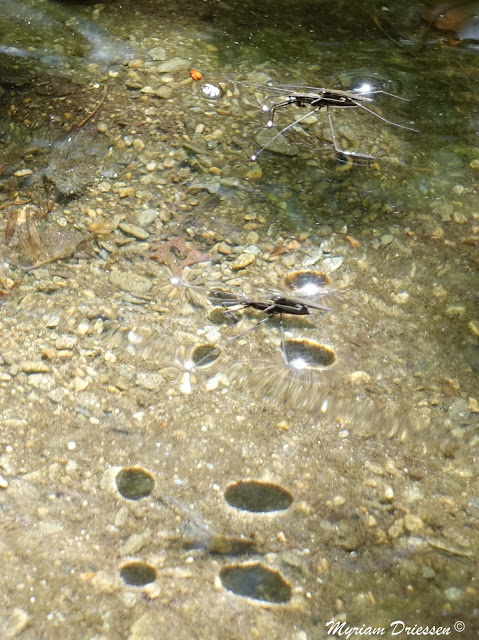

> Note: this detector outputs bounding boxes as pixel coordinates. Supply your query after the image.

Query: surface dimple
[220,563,291,603]
[224,480,293,513]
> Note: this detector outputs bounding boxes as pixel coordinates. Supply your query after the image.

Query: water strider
[217,293,331,318]
[243,82,419,161]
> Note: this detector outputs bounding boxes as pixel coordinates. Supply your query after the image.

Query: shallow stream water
[0,0,478,638]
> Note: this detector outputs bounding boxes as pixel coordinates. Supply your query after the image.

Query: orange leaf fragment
[346,235,360,248]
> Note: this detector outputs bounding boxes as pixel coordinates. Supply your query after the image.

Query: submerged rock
[45,123,109,197]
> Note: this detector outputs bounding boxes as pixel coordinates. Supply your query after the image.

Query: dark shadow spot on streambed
[220,563,291,603]
[283,270,332,295]
[115,467,154,500]
[191,343,221,367]
[225,480,293,513]
[283,338,336,369]
[120,561,156,586]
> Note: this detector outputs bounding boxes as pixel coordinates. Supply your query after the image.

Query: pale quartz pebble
[282,255,296,268]
[431,284,447,298]
[120,530,152,555]
[205,328,221,343]
[468,397,479,413]
[144,84,173,98]
[65,460,77,473]
[468,320,479,337]
[118,187,134,198]
[444,305,466,318]
[323,256,343,271]
[137,208,158,226]
[391,291,409,304]
[382,486,394,502]
[4,608,31,638]
[179,372,192,394]
[28,374,55,391]
[245,164,262,180]
[205,375,219,391]
[403,513,425,534]
[74,377,89,392]
[347,371,371,384]
[444,586,463,601]
[109,271,152,295]
[20,360,50,373]
[118,222,149,240]
[232,253,255,270]
[453,210,467,224]
[147,46,167,60]
[388,518,404,539]
[142,582,161,600]
[302,250,323,266]
[215,242,231,255]
[430,225,444,239]
[91,570,120,594]
[135,372,164,391]
[364,461,385,476]
[156,57,189,73]
[133,138,145,152]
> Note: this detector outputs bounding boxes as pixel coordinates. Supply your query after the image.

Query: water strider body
[221,294,330,317]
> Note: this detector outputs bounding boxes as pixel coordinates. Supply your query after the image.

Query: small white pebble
[65,460,78,473]
[104,350,117,363]
[383,486,395,502]
[391,291,409,304]
[67,441,77,451]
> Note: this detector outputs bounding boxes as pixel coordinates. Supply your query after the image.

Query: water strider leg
[251,105,322,161]
[354,101,419,132]
[326,108,375,163]
[266,96,300,127]
[224,315,271,343]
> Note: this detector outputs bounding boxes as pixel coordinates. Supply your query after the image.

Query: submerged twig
[70,84,108,132]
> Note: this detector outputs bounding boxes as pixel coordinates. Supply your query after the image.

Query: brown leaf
[4,210,19,245]
[150,236,210,271]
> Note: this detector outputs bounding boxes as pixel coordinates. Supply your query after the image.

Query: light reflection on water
[0,0,478,636]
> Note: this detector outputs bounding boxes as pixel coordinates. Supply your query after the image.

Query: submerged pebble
[231,253,256,270]
[109,270,152,295]
[118,222,149,240]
